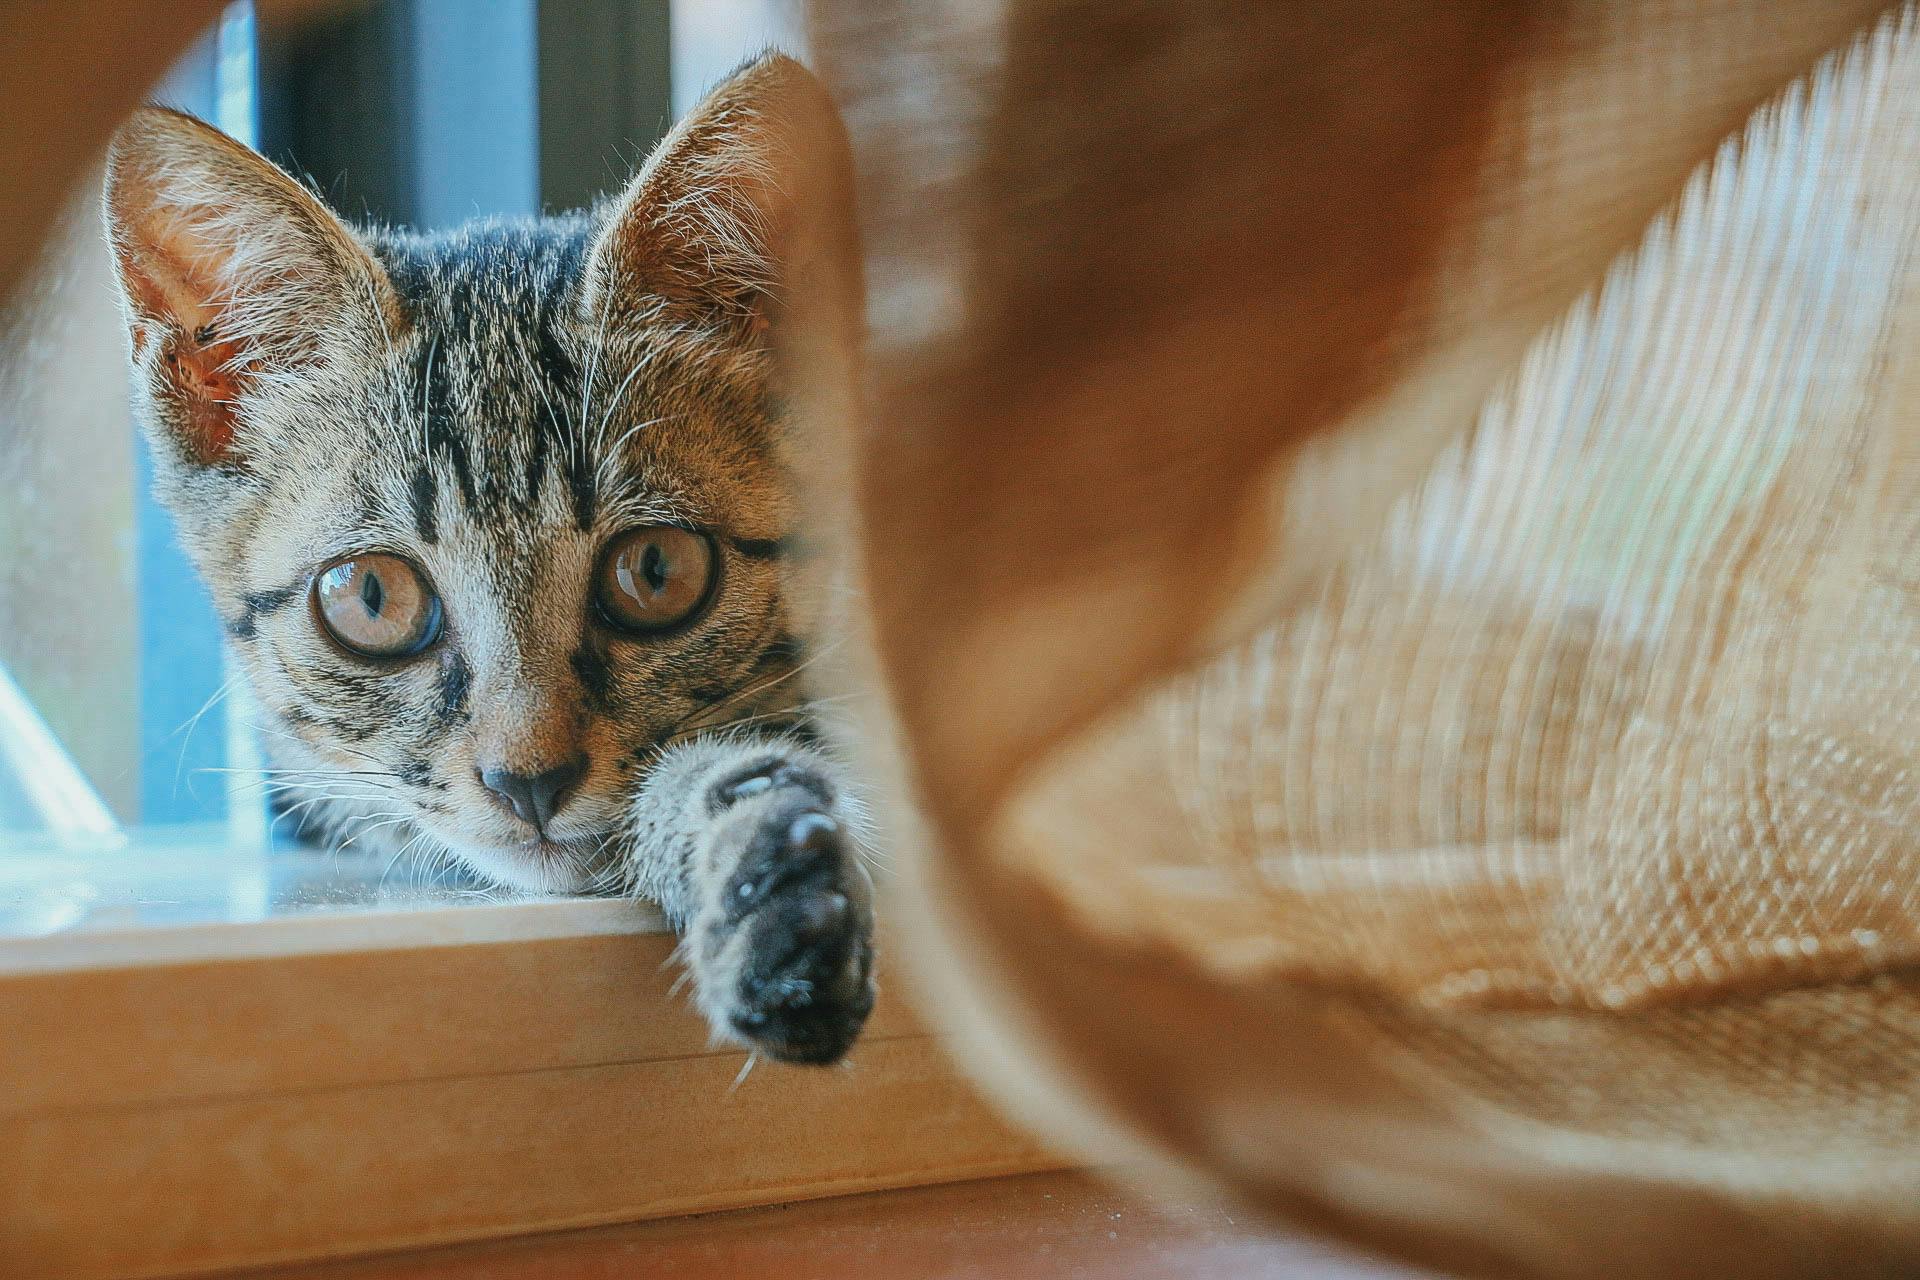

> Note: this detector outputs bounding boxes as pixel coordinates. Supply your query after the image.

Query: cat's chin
[450,839,602,895]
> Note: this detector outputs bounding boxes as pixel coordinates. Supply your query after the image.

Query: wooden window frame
[0,883,1061,1279]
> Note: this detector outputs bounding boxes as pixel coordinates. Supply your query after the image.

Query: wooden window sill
[248,1169,1424,1279]
[0,838,1064,1279]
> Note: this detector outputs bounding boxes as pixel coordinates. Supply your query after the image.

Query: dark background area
[258,0,672,229]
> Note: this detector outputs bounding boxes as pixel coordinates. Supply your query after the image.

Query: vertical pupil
[641,542,668,593]
[360,568,385,617]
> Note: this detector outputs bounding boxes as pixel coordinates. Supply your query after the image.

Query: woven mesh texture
[976,12,1920,1269]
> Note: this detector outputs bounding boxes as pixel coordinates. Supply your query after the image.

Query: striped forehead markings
[384,221,603,542]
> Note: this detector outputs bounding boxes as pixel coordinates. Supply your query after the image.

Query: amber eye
[595,526,718,634]
[312,554,442,658]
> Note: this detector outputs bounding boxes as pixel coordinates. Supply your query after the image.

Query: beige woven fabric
[806,2,1920,1274]
[1024,19,1920,1016]
[992,18,1920,1260]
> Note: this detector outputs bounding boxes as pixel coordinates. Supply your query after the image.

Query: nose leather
[480,756,588,833]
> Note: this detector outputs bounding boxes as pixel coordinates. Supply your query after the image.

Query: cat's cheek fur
[625,734,877,1065]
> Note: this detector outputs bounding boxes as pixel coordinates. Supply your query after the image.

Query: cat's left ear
[582,53,844,345]
[104,107,400,469]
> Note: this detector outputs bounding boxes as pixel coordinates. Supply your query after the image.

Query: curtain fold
[805,2,1920,1273]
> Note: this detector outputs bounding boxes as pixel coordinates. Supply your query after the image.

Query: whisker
[520,341,578,472]
[591,364,652,485]
[167,677,237,801]
[224,780,382,808]
[336,812,415,856]
[597,363,648,439]
[417,334,441,459]
[380,830,432,889]
[661,708,807,752]
[194,766,398,778]
[246,779,381,802]
[595,414,666,495]
[670,641,838,738]
[579,294,616,458]
[240,717,394,770]
[265,789,372,839]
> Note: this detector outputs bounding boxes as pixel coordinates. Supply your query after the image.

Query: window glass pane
[136,2,263,838]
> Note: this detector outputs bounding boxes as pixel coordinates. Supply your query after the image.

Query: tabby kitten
[102,56,874,1065]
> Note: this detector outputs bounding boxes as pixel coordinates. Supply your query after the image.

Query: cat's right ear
[580,54,850,347]
[103,107,399,469]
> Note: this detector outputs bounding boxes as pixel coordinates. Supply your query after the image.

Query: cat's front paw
[692,760,875,1065]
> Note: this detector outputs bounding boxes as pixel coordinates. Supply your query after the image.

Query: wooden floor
[252,1170,1421,1279]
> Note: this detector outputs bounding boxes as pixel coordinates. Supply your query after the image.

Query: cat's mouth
[442,828,615,895]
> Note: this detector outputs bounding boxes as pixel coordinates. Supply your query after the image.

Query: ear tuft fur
[583,53,838,344]
[103,106,395,468]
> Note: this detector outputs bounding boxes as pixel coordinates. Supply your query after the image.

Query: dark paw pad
[724,809,875,1065]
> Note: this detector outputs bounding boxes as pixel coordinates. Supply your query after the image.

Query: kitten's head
[103,55,834,891]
